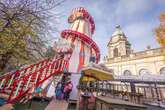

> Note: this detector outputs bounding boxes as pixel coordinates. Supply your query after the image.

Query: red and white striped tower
[61,7,100,73]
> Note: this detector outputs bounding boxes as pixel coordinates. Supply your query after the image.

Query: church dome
[110,25,126,43]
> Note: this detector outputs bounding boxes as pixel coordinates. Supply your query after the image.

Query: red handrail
[0,59,49,80]
[4,57,69,103]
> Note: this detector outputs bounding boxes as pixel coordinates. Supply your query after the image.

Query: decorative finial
[116,25,121,29]
[147,45,151,50]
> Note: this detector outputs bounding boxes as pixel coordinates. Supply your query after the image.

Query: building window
[160,67,165,75]
[139,68,150,75]
[123,70,132,76]
[113,48,118,57]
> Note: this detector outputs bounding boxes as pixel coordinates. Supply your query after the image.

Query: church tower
[107,25,131,58]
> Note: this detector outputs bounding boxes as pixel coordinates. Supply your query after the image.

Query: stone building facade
[104,25,165,76]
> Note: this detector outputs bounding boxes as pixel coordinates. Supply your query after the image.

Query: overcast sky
[54,0,165,60]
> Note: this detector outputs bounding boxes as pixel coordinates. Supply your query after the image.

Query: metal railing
[78,80,165,105]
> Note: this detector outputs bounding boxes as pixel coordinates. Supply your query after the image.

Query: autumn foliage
[155,12,165,48]
[0,0,64,73]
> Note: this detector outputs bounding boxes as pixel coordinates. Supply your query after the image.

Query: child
[63,81,73,101]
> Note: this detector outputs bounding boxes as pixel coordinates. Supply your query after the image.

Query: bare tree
[0,0,64,73]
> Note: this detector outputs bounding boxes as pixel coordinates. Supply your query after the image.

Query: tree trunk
[0,52,12,73]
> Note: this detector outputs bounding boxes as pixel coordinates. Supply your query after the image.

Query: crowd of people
[55,75,73,101]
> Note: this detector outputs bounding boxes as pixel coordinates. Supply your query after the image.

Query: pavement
[45,99,68,110]
[0,104,14,110]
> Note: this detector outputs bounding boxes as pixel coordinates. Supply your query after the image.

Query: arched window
[113,48,118,57]
[139,68,150,75]
[160,67,165,75]
[123,70,132,76]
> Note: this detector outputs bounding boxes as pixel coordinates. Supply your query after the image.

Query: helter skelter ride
[0,7,101,104]
[61,7,100,73]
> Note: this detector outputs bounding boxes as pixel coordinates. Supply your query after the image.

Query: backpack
[67,83,73,92]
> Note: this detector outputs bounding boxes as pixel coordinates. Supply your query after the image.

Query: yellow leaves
[0,36,15,54]
[160,12,165,23]
[11,19,36,38]
[156,36,165,47]
[0,0,55,72]
[0,18,37,56]
[155,11,165,48]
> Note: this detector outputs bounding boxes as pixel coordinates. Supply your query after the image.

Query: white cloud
[123,21,159,51]
[115,0,154,21]
[123,22,153,38]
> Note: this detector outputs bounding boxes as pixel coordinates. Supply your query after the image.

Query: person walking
[55,82,63,100]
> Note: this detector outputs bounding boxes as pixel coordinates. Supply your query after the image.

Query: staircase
[43,73,64,98]
[0,55,70,104]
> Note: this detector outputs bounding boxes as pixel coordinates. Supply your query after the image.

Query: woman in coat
[55,82,63,100]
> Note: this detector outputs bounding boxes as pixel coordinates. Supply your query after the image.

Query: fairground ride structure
[0,7,100,104]
[61,7,100,73]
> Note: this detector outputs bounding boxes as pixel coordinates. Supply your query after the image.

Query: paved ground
[97,96,146,108]
[0,104,14,110]
[45,99,68,110]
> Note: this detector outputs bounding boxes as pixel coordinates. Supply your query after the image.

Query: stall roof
[81,65,114,81]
